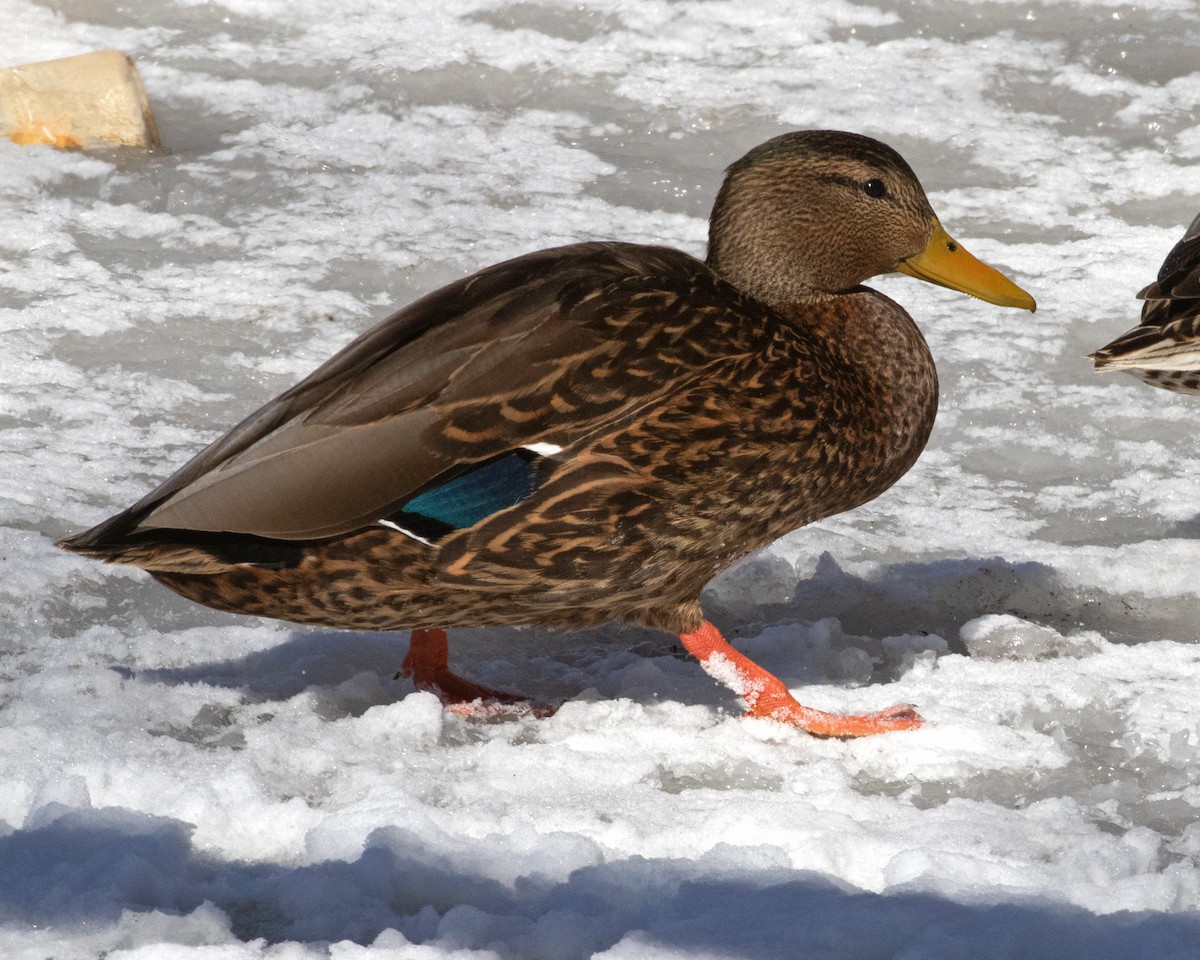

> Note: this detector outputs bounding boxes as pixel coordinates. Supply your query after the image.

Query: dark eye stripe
[824,173,890,199]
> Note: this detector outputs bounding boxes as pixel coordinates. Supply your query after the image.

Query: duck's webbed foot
[678,620,923,738]
[398,627,552,717]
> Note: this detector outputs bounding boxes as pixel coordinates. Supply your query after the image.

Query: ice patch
[961,614,1107,660]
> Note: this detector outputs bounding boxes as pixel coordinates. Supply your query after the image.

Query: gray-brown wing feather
[69,242,736,546]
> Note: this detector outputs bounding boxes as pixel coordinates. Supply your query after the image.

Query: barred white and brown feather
[1091,212,1200,395]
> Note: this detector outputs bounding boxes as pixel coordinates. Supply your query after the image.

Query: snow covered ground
[3,0,1200,957]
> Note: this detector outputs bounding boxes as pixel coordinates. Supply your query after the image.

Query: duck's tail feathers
[56,519,304,574]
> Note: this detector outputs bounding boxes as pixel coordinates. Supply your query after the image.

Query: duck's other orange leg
[399,628,529,710]
[679,620,922,738]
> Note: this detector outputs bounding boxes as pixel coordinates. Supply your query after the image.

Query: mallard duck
[59,130,1035,737]
[1090,211,1200,393]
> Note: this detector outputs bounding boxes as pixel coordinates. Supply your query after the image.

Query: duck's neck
[773,289,940,493]
[706,248,834,305]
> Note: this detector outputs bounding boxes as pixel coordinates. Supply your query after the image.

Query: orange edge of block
[1,49,160,150]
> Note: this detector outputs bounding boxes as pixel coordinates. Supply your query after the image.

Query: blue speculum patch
[386,449,551,542]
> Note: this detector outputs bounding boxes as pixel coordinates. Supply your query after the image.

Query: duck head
[706,129,1035,311]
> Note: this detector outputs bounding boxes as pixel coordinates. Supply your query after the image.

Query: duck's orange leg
[679,620,922,738]
[399,628,529,711]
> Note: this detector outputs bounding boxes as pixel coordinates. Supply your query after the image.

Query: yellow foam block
[0,49,160,149]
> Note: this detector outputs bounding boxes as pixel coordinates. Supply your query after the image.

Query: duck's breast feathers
[65,242,761,551]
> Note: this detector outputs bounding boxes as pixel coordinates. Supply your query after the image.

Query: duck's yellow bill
[897,219,1036,312]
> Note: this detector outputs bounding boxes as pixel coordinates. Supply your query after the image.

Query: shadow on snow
[1,804,1197,959]
[121,551,1196,720]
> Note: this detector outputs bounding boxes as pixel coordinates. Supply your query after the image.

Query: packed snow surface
[3,0,1200,957]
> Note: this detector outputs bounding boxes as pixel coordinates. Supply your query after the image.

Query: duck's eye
[863,179,887,198]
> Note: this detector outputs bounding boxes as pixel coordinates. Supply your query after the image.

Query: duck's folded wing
[1093,214,1200,375]
[64,242,736,548]
[1133,212,1200,335]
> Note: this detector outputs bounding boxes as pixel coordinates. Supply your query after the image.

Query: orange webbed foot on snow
[678,620,922,738]
[398,628,553,717]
